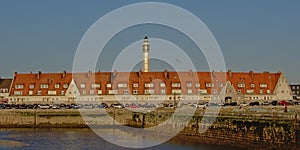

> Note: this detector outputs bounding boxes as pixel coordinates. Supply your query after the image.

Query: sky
[0,0,299,83]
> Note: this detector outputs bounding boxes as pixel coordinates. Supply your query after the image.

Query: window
[0,89,7,93]
[171,83,181,87]
[91,84,100,88]
[61,91,65,95]
[133,89,138,95]
[124,90,129,94]
[198,89,207,94]
[206,83,214,87]
[186,82,192,88]
[172,89,181,94]
[237,83,245,88]
[145,83,154,88]
[212,89,217,94]
[247,90,254,94]
[29,84,35,89]
[55,84,60,89]
[63,84,68,88]
[90,90,94,95]
[260,90,263,94]
[144,89,154,94]
[40,84,48,89]
[97,90,102,95]
[80,83,86,89]
[37,90,42,95]
[117,83,127,88]
[108,90,118,94]
[237,90,241,93]
[14,91,23,95]
[260,84,267,88]
[28,91,33,95]
[82,90,86,95]
[48,91,56,95]
[218,83,223,87]
[160,89,166,94]
[250,84,255,88]
[195,83,200,88]
[15,84,24,89]
[106,83,112,88]
[160,83,166,87]
[187,89,193,94]
[267,90,271,94]
[133,83,138,88]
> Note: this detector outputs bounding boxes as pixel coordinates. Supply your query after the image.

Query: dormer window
[133,83,139,88]
[237,83,245,88]
[218,83,224,87]
[260,84,267,88]
[145,83,154,88]
[250,84,255,88]
[55,84,60,89]
[160,83,166,87]
[29,84,35,89]
[80,83,86,89]
[171,83,180,88]
[63,84,68,89]
[40,84,48,89]
[117,83,127,88]
[195,83,200,88]
[206,83,214,87]
[15,84,24,89]
[186,82,192,88]
[106,83,112,88]
[91,83,101,88]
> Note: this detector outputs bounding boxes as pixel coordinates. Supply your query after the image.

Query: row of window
[237,89,271,94]
[15,82,269,90]
[15,84,69,89]
[0,89,9,93]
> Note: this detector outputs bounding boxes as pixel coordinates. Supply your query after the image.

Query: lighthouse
[143,36,150,72]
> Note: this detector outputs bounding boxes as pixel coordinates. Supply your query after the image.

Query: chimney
[37,71,41,80]
[212,70,216,77]
[249,70,254,79]
[87,70,91,77]
[228,70,232,78]
[113,69,117,77]
[164,69,168,78]
[14,72,18,76]
[62,70,66,78]
[189,69,193,76]
[138,69,142,77]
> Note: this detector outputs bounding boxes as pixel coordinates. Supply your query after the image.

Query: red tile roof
[9,71,282,96]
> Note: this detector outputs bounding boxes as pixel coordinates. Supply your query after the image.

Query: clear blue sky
[0,0,299,83]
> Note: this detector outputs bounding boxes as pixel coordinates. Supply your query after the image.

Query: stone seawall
[0,108,299,149]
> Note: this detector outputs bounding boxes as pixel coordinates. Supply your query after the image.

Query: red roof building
[8,70,292,104]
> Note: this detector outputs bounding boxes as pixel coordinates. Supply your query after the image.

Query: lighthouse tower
[143,36,150,72]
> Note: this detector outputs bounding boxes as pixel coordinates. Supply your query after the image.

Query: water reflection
[0,128,226,150]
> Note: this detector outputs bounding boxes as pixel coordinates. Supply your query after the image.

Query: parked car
[0,104,4,109]
[249,101,260,106]
[239,103,249,107]
[111,103,124,108]
[4,104,12,109]
[278,100,290,106]
[38,104,50,109]
[52,104,61,109]
[271,100,278,106]
[261,101,270,106]
[97,103,108,108]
